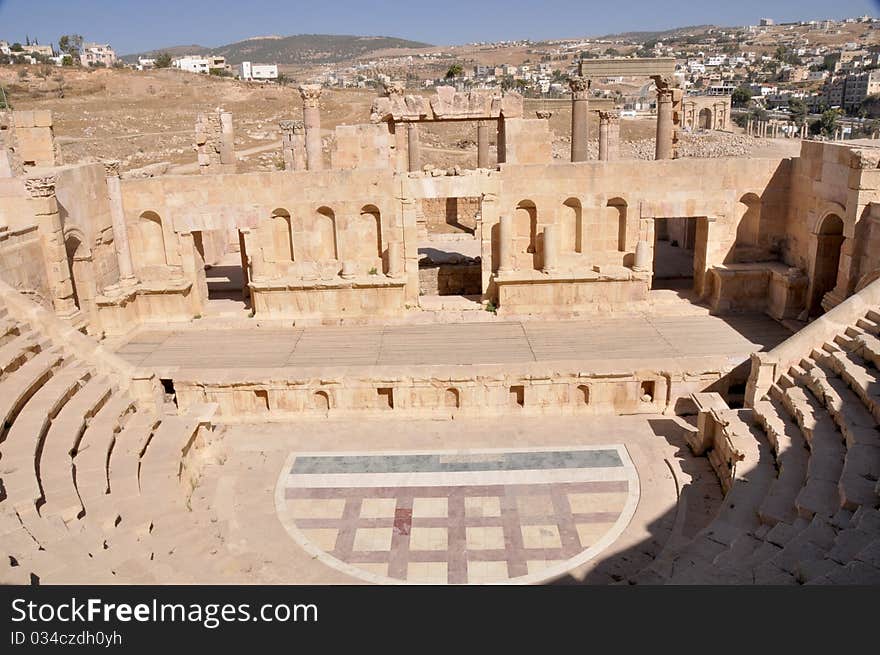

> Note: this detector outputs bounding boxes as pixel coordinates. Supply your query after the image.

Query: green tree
[154,52,173,69]
[731,86,752,108]
[861,94,880,119]
[57,34,83,56]
[61,55,74,67]
[10,43,23,52]
[810,108,842,137]
[445,64,463,79]
[788,97,807,126]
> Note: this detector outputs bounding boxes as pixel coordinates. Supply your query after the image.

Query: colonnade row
[277,79,675,173]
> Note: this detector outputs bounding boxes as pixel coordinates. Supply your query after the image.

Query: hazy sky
[0,0,877,54]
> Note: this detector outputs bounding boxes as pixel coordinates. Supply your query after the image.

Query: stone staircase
[634,303,880,584]
[0,295,230,584]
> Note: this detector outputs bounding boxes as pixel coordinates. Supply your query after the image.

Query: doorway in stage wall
[652,217,697,292]
[809,213,845,317]
[194,228,251,317]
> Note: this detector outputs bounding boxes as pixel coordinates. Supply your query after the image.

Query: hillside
[593,24,716,42]
[124,34,433,65]
[121,45,212,62]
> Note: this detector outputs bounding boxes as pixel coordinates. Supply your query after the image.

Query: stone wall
[9,110,58,167]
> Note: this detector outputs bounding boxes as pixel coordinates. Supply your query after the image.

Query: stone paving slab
[114,313,791,370]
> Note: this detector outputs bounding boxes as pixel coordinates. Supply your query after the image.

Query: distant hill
[593,25,717,42]
[123,34,432,65]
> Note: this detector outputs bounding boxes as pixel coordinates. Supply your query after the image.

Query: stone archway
[64,231,96,316]
[698,108,712,130]
[809,212,845,317]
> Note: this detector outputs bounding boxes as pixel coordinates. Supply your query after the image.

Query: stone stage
[199,414,721,584]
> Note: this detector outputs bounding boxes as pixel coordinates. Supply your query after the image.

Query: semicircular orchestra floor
[195,414,721,584]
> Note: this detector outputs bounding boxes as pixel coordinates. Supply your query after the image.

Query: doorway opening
[652,217,696,291]
[194,228,251,316]
[809,214,845,317]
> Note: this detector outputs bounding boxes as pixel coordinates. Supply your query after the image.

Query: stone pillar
[608,111,620,161]
[279,120,295,170]
[24,175,78,318]
[477,121,491,169]
[542,224,559,274]
[387,241,403,278]
[653,78,674,160]
[219,111,235,166]
[569,76,590,162]
[407,122,421,172]
[634,240,652,271]
[299,84,324,171]
[498,214,514,275]
[598,110,619,161]
[103,160,136,285]
[390,123,407,171]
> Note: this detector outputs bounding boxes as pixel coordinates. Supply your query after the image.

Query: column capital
[382,80,406,97]
[24,174,58,198]
[535,110,553,119]
[568,76,590,100]
[102,159,121,178]
[298,84,324,107]
[598,110,620,124]
[278,120,295,132]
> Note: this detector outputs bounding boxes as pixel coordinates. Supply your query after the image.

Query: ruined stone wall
[331,123,393,170]
[0,224,51,306]
[9,110,58,167]
[55,164,120,295]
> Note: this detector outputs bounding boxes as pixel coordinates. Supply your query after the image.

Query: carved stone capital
[598,110,620,124]
[24,175,58,198]
[102,159,121,178]
[298,84,324,107]
[382,80,406,97]
[278,120,295,132]
[292,119,305,134]
[568,76,590,99]
[535,110,553,119]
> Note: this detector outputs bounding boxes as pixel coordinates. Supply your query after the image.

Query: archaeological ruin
[1,62,880,585]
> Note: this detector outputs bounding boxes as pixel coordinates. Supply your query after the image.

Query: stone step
[0,348,64,437]
[0,364,90,508]
[73,394,137,512]
[108,411,160,499]
[781,380,845,519]
[753,398,809,526]
[855,316,880,337]
[828,346,880,424]
[0,330,38,375]
[39,376,113,521]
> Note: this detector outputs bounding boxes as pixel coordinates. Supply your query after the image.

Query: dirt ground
[2,66,801,175]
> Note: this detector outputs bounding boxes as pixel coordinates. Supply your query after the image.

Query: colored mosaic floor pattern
[276,446,639,584]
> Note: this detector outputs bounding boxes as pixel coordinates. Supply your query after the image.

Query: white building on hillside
[240,61,279,81]
[173,55,227,74]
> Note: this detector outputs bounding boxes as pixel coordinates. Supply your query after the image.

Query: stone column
[542,224,560,274]
[279,120,295,170]
[608,111,620,161]
[407,122,421,172]
[634,240,652,271]
[392,123,408,171]
[103,160,136,285]
[292,120,306,171]
[387,241,403,278]
[219,111,235,166]
[299,84,324,171]
[653,77,675,160]
[24,175,78,318]
[597,110,619,161]
[569,76,590,162]
[477,121,491,169]
[498,214,514,275]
